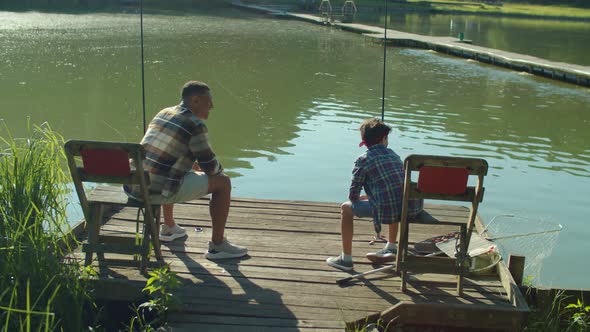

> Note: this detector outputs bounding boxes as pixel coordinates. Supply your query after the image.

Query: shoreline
[243,0,590,22]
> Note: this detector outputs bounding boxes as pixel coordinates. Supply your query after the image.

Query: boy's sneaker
[366,246,397,264]
[326,256,353,271]
[205,238,248,260]
[159,223,187,242]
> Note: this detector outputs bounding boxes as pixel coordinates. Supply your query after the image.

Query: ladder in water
[318,0,357,24]
[319,0,333,24]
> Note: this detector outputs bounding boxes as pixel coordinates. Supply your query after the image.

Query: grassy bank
[407,0,590,20]
[0,122,95,331]
[0,122,182,331]
[243,0,590,20]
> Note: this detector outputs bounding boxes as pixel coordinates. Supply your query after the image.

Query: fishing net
[480,214,562,286]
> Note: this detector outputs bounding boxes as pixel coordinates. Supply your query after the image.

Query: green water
[1,9,589,289]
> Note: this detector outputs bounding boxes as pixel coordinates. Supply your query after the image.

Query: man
[126,80,247,260]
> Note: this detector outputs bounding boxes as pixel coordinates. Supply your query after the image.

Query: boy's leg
[341,201,354,256]
[388,222,398,244]
[366,222,398,264]
[326,201,355,271]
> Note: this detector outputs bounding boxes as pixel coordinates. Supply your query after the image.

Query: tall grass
[523,288,590,332]
[0,122,94,331]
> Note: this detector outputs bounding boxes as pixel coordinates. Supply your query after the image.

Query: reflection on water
[356,12,590,66]
[1,9,589,288]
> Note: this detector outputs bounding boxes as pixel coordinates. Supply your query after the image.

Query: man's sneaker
[366,246,397,264]
[205,238,248,260]
[326,256,353,271]
[159,223,187,242]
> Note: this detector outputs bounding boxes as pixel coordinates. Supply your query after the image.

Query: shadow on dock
[69,189,528,331]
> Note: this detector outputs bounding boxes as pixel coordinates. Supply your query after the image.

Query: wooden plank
[380,301,525,331]
[400,255,462,275]
[508,255,526,287]
[71,252,509,305]
[168,323,342,332]
[168,314,345,329]
[497,257,530,313]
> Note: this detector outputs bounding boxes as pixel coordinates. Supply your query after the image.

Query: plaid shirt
[130,102,222,198]
[349,144,423,225]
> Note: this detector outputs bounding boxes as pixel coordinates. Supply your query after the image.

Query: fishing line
[140,0,147,134]
[380,0,388,122]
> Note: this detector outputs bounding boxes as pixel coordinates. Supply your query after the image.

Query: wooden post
[508,255,526,286]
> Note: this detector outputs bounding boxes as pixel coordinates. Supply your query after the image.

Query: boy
[326,118,423,271]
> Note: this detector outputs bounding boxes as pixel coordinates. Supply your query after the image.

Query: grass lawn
[240,0,590,20]
[424,0,590,19]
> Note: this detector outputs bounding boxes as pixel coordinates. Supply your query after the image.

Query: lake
[0,8,589,289]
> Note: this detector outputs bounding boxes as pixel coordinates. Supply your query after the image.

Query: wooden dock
[71,187,528,331]
[233,3,590,87]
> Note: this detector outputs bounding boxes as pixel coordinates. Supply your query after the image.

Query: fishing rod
[140,0,147,134]
[380,0,388,122]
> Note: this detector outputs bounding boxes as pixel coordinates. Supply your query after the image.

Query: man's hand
[359,195,368,201]
[192,163,202,172]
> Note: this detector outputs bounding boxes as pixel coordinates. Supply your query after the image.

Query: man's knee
[208,174,231,194]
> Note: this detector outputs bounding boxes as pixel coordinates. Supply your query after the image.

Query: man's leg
[205,174,248,259]
[159,203,186,241]
[207,174,231,245]
[162,204,175,227]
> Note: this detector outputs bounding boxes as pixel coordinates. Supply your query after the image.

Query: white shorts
[152,171,209,204]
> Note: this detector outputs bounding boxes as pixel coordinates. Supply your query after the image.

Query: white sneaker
[326,255,353,271]
[205,238,248,260]
[366,244,397,264]
[159,223,187,242]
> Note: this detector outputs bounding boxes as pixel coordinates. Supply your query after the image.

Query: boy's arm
[348,159,366,202]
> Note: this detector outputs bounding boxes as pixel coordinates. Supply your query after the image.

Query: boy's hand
[192,163,202,172]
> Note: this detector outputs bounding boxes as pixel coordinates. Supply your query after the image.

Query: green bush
[0,122,94,331]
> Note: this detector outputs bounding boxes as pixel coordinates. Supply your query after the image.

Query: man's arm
[189,124,223,176]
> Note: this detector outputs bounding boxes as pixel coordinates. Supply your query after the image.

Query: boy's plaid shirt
[349,144,422,224]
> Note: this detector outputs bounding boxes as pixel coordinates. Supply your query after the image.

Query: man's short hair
[360,118,391,147]
[181,81,210,99]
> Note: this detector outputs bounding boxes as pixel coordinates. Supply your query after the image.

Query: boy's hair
[181,80,210,99]
[359,118,391,147]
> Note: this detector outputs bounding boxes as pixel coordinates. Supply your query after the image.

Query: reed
[523,288,590,332]
[0,122,94,331]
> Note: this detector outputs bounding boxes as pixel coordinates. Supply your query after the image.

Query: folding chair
[395,154,488,295]
[64,140,164,273]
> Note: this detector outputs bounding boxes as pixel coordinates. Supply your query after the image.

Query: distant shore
[1,0,590,22]
[243,0,590,22]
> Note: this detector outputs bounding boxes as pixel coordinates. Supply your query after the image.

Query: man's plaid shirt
[130,102,222,198]
[349,144,423,224]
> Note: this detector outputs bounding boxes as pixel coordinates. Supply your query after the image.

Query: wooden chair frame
[395,154,488,295]
[64,140,164,273]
